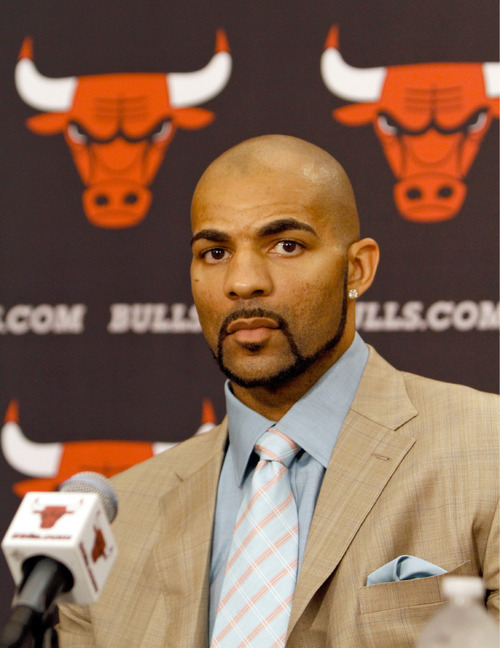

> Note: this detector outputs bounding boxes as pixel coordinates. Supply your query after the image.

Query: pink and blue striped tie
[211,428,300,648]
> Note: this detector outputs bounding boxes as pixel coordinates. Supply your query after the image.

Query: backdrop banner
[0,0,498,625]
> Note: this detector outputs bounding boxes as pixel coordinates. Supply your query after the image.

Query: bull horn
[152,441,177,454]
[483,62,500,98]
[1,400,62,477]
[320,25,386,103]
[152,398,216,454]
[195,397,216,435]
[168,29,232,107]
[15,37,77,111]
[152,424,215,455]
[65,498,84,513]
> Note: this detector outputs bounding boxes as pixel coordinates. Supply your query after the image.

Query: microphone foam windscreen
[59,472,118,522]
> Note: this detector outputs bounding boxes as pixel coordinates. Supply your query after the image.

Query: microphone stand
[0,558,72,648]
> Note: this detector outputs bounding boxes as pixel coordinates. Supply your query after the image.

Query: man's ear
[347,238,379,297]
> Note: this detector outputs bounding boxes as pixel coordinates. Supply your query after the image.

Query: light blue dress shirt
[209,333,369,635]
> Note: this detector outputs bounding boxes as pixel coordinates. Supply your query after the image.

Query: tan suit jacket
[57,347,499,647]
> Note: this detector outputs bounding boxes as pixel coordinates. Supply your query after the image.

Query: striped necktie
[211,428,300,648]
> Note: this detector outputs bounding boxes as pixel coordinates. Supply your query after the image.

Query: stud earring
[348,288,359,300]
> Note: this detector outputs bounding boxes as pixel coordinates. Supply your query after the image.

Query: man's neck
[230,338,351,420]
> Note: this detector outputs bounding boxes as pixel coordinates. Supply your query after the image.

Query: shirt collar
[224,332,369,486]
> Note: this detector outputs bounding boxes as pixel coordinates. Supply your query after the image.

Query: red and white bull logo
[91,525,107,563]
[15,32,232,228]
[1,400,216,496]
[321,26,500,222]
[31,498,83,529]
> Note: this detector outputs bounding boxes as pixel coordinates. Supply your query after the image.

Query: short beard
[214,275,348,390]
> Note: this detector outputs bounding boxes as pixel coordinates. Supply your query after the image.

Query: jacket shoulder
[360,346,499,439]
[400,365,499,414]
[366,344,499,408]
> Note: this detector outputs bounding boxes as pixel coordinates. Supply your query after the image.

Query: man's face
[190,170,352,389]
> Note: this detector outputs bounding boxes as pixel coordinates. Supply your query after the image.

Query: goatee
[214,281,348,390]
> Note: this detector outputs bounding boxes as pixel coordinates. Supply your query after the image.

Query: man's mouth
[226,317,280,334]
[225,317,280,344]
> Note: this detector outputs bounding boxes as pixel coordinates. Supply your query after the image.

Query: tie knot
[254,429,300,468]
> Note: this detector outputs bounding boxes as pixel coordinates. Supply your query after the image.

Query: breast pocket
[357,561,471,647]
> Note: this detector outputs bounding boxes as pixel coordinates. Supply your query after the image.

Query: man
[57,135,499,647]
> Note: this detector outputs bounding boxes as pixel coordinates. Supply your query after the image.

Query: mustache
[218,307,289,341]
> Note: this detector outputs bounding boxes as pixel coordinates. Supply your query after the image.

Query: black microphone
[1,472,118,648]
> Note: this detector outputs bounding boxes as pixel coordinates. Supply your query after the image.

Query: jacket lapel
[289,348,418,631]
[152,422,227,647]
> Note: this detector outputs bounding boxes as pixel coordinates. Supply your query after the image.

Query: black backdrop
[0,0,498,625]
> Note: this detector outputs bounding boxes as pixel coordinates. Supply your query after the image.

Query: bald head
[192,135,360,247]
[190,135,380,401]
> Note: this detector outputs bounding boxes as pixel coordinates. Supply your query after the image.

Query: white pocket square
[367,555,447,586]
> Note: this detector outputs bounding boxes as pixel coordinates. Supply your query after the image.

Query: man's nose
[223,251,273,300]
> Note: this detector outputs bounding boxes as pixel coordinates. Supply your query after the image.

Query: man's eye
[464,109,488,134]
[274,240,303,255]
[377,112,400,136]
[202,248,228,264]
[67,122,89,144]
[151,119,173,142]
